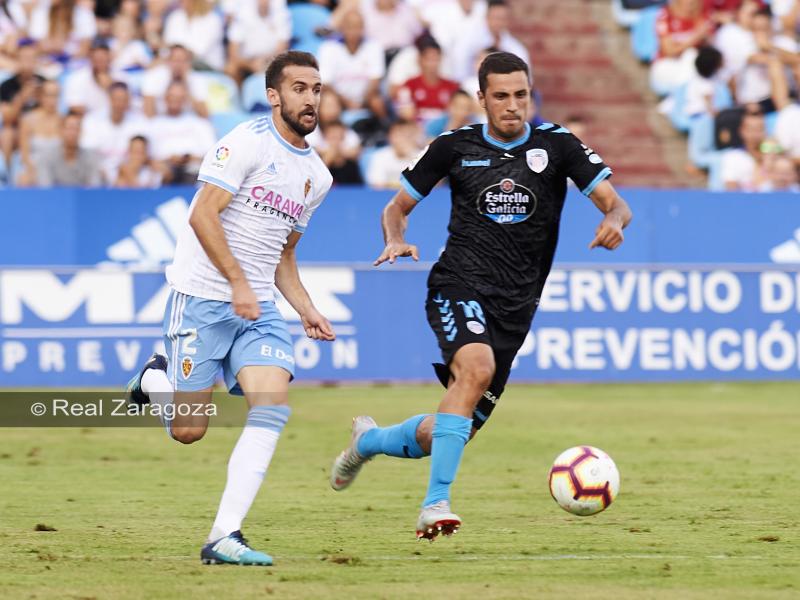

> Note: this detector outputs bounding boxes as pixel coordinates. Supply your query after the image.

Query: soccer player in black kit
[330,52,632,540]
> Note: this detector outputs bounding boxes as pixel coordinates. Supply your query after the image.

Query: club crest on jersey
[181,356,193,379]
[477,178,537,225]
[304,177,312,198]
[526,148,548,173]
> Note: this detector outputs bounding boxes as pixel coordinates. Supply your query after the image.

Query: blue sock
[356,414,428,459]
[422,413,472,507]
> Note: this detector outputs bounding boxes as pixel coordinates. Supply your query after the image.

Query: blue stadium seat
[210,111,252,139]
[688,113,716,169]
[241,72,270,113]
[631,6,661,63]
[765,110,779,136]
[289,4,331,55]
[358,146,378,182]
[669,82,733,133]
[199,71,241,114]
[612,0,644,28]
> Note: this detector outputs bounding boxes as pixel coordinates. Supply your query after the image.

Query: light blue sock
[247,404,291,430]
[356,414,428,459]
[422,413,472,507]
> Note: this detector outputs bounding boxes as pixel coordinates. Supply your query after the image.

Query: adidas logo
[267,162,277,175]
[769,228,800,263]
[104,196,188,267]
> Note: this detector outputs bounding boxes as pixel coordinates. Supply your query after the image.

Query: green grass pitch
[1,382,798,599]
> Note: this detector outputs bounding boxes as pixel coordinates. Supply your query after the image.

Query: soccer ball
[548,446,620,516]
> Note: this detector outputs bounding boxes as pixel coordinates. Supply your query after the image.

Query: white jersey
[166,116,333,302]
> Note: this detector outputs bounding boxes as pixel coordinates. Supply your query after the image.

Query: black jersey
[401,122,612,327]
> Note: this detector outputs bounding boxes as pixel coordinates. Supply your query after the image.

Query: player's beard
[282,104,318,138]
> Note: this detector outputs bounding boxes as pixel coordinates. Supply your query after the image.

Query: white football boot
[416,500,462,541]
[330,416,377,491]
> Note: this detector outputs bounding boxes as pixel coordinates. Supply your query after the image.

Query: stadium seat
[687,113,716,169]
[706,151,725,191]
[765,110,778,137]
[669,82,734,133]
[358,146,378,182]
[199,72,241,114]
[210,111,252,139]
[631,6,660,63]
[612,0,644,28]
[288,4,331,55]
[241,72,270,113]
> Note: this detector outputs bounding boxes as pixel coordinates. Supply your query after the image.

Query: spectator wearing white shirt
[141,44,209,118]
[29,0,97,63]
[772,0,799,36]
[109,14,151,74]
[148,79,215,184]
[114,135,164,188]
[360,0,422,55]
[318,9,387,118]
[366,119,422,188]
[225,0,290,84]
[775,104,800,167]
[421,0,486,79]
[63,38,116,116]
[450,0,530,83]
[0,0,27,71]
[684,45,723,118]
[162,0,225,71]
[80,81,150,183]
[715,3,798,108]
[719,111,767,191]
[759,154,800,192]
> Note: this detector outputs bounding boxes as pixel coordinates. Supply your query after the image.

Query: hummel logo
[770,227,800,263]
[500,153,515,160]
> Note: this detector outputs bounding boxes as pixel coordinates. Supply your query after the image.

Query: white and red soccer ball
[548,446,620,516]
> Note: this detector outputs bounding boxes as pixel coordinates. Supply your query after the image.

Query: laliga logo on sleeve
[215,146,230,161]
[526,148,548,173]
[211,145,231,170]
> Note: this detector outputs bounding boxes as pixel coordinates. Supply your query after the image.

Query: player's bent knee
[458,361,495,392]
[171,425,207,445]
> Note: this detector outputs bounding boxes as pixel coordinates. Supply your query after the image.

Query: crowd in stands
[0,0,533,189]
[619,0,800,191]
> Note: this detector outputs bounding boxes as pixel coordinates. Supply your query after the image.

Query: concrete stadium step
[511,0,685,186]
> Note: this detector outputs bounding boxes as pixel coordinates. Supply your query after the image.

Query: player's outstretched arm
[189,183,261,320]
[275,231,335,341]
[374,189,420,266]
[587,180,633,251]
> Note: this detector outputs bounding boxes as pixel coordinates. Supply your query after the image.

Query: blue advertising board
[3,187,799,266]
[0,188,798,386]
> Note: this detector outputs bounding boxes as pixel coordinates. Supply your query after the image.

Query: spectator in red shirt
[650,0,714,95]
[395,35,460,124]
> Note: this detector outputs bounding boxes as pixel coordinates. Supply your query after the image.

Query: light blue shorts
[162,289,295,394]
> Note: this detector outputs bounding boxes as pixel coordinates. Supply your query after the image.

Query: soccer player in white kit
[126,51,335,566]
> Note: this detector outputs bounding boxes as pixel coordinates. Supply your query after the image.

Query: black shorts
[425,287,530,430]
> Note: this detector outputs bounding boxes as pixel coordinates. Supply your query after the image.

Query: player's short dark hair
[488,0,508,9]
[478,51,530,93]
[695,45,723,79]
[265,51,320,91]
